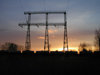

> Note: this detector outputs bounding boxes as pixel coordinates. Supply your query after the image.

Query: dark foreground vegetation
[0,50,100,75]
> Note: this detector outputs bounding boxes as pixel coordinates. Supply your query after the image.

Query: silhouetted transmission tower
[19,11,68,52]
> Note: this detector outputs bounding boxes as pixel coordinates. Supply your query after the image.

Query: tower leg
[25,14,31,50]
[63,13,68,52]
[44,13,49,52]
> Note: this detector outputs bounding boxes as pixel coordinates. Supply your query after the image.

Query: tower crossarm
[19,23,64,27]
[24,11,66,14]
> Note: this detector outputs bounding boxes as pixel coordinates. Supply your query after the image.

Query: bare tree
[8,43,18,51]
[94,29,100,51]
[78,43,92,52]
[0,42,11,50]
[0,42,24,51]
[17,45,25,52]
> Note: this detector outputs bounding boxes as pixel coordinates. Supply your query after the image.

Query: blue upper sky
[0,0,100,51]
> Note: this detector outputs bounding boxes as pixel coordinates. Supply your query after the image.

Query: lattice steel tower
[19,11,68,52]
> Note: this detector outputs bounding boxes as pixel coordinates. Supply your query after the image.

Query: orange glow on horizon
[30,46,78,52]
[58,47,78,51]
[50,47,78,52]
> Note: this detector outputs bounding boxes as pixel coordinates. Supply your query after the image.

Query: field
[0,55,100,75]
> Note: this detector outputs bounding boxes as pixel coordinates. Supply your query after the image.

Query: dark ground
[0,55,100,75]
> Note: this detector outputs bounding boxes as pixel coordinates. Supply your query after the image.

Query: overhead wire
[66,0,70,21]
[44,0,46,12]
[20,0,27,21]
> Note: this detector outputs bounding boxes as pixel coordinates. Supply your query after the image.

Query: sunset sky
[0,0,100,51]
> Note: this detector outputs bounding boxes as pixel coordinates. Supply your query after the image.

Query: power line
[66,0,70,21]
[19,0,27,21]
[44,0,46,12]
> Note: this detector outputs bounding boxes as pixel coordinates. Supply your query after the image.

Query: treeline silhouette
[78,28,100,52]
[0,42,24,51]
[0,42,99,56]
[0,49,100,57]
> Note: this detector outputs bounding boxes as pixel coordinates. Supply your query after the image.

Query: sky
[0,0,100,51]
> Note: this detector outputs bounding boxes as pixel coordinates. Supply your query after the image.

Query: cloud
[48,30,53,34]
[52,35,55,38]
[38,37,45,39]
[48,29,58,34]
